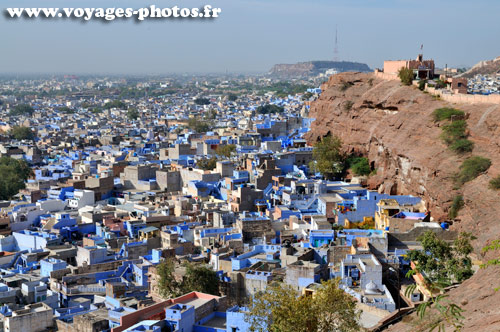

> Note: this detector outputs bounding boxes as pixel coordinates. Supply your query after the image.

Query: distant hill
[269,60,371,78]
[460,56,500,78]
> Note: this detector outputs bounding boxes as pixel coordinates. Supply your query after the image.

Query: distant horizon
[1,0,498,74]
[0,58,480,77]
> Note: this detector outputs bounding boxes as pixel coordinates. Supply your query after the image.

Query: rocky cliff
[305,72,500,331]
[460,56,500,78]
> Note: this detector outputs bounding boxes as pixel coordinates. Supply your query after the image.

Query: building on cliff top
[383,54,435,79]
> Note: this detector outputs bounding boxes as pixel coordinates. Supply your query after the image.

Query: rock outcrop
[269,61,371,78]
[460,56,500,78]
[305,72,500,331]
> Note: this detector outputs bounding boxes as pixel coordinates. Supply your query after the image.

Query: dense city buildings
[0,73,464,331]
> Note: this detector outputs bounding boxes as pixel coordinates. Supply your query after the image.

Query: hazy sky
[1,0,499,74]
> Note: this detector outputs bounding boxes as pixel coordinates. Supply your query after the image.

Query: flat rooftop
[178,296,211,309]
[200,315,226,329]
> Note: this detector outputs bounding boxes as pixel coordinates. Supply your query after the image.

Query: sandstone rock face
[460,56,500,78]
[305,72,500,331]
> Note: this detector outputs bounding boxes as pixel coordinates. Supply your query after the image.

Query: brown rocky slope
[460,56,500,78]
[305,72,500,332]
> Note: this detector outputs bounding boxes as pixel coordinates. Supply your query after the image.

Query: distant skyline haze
[1,0,499,74]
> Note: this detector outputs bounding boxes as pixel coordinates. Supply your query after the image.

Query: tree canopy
[10,126,35,141]
[127,108,139,121]
[347,156,371,176]
[194,97,210,105]
[0,157,32,200]
[104,100,126,109]
[216,144,236,158]
[197,156,217,171]
[9,104,34,116]
[398,67,414,86]
[188,118,212,133]
[310,135,345,180]
[406,231,474,286]
[256,104,284,115]
[245,279,360,332]
[58,106,75,114]
[156,259,219,299]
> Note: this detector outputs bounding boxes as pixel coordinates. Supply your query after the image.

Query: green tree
[157,259,181,298]
[310,135,345,180]
[489,175,500,190]
[398,67,414,86]
[404,232,475,332]
[10,126,35,141]
[245,279,359,332]
[256,104,284,115]
[432,108,465,122]
[216,144,236,158]
[449,139,474,154]
[104,100,126,109]
[188,118,212,133]
[0,157,32,200]
[455,156,491,187]
[127,108,139,121]
[58,106,75,114]
[448,195,464,219]
[440,120,467,145]
[181,262,219,296]
[481,240,500,291]
[347,156,371,176]
[406,231,474,286]
[227,93,238,102]
[198,156,217,171]
[156,259,219,299]
[419,80,427,91]
[10,104,34,116]
[194,97,210,105]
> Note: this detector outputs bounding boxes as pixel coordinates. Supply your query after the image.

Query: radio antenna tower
[333,25,339,62]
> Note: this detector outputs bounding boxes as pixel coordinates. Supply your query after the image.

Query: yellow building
[375,199,429,233]
[138,226,160,241]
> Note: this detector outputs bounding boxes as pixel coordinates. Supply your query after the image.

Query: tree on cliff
[405,231,475,332]
[245,279,359,332]
[407,231,474,286]
[346,156,371,176]
[398,67,414,86]
[310,135,345,180]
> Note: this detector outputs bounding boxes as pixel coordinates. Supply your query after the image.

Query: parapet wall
[427,87,500,104]
[374,71,399,81]
[375,70,500,105]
